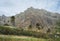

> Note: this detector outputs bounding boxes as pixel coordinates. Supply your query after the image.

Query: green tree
[11,16,15,26]
[47,28,51,33]
[36,23,41,30]
[28,24,32,29]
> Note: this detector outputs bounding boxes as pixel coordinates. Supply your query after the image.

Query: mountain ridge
[0,7,60,31]
[15,7,60,28]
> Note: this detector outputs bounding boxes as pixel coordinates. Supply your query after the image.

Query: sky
[0,0,60,16]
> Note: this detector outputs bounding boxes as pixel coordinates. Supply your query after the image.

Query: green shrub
[0,26,50,38]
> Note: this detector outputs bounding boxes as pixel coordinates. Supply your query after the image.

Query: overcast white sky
[0,0,60,16]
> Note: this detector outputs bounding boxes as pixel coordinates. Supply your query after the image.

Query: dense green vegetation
[54,20,60,34]
[0,26,49,38]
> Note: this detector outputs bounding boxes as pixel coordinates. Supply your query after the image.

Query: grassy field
[0,35,49,41]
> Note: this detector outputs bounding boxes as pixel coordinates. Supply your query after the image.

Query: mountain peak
[28,7,34,9]
[27,7,34,10]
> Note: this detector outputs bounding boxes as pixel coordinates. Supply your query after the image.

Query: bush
[0,26,50,38]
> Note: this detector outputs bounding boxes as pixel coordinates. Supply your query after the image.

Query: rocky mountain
[0,7,60,32]
[15,7,60,29]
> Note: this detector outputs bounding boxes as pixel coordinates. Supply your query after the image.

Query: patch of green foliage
[55,20,60,32]
[0,26,50,39]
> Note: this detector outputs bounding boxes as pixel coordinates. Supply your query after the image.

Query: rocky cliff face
[0,15,7,25]
[15,7,60,29]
